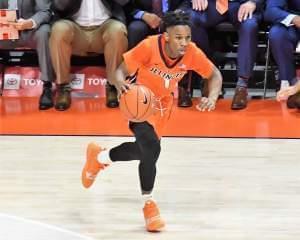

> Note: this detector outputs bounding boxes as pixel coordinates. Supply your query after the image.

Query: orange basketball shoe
[143,200,165,232]
[81,142,107,188]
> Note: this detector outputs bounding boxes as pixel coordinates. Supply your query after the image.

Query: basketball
[119,84,155,122]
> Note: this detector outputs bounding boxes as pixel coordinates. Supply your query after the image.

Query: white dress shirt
[8,0,18,10]
[281,14,297,27]
[73,0,111,27]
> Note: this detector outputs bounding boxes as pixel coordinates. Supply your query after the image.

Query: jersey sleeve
[123,38,152,75]
[190,43,214,79]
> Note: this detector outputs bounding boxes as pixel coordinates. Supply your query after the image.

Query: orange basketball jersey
[123,34,214,98]
[123,34,214,137]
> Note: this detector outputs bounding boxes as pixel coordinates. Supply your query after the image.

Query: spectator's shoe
[143,200,165,232]
[39,84,53,110]
[177,86,192,107]
[287,92,300,109]
[231,86,248,110]
[0,63,4,94]
[82,143,108,188]
[55,85,71,111]
[219,86,226,99]
[106,83,119,108]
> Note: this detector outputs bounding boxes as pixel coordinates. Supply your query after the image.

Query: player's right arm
[113,37,151,93]
[113,62,131,94]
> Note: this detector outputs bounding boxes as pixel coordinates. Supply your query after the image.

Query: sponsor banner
[70,73,85,90]
[2,66,42,97]
[2,66,107,97]
[4,73,22,90]
[71,66,107,98]
[1,66,180,98]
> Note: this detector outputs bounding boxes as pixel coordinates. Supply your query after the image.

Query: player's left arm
[197,66,222,112]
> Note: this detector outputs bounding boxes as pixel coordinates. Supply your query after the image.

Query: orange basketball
[119,84,155,122]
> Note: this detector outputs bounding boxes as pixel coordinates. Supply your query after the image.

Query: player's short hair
[162,10,191,30]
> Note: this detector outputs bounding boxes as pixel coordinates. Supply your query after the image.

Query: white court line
[0,213,94,240]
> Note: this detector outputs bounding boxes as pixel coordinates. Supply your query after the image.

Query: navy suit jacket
[188,0,265,11]
[125,0,190,22]
[264,0,300,23]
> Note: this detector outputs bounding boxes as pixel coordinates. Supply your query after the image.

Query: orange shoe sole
[147,219,165,232]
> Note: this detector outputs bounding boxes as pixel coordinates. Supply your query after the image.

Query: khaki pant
[50,19,128,84]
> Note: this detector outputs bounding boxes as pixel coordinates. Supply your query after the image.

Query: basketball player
[81,10,222,232]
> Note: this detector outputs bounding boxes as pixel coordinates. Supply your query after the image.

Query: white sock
[142,193,153,205]
[98,149,112,165]
[280,80,290,90]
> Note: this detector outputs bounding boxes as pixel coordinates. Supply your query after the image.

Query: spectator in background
[125,0,193,107]
[190,0,264,110]
[0,0,54,110]
[126,0,189,49]
[49,0,129,111]
[264,0,300,108]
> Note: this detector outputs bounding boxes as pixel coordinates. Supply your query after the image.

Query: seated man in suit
[264,0,300,108]
[190,0,264,110]
[125,0,192,107]
[50,0,129,111]
[126,0,189,49]
[0,0,54,110]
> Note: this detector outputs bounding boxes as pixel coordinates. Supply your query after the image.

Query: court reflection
[0,97,107,116]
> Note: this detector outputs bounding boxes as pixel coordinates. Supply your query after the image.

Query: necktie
[152,0,163,17]
[216,0,228,15]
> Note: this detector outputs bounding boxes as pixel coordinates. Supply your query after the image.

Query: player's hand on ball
[113,79,131,95]
[196,97,216,111]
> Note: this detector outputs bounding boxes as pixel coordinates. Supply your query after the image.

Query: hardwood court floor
[0,97,300,239]
[1,97,300,138]
[0,136,299,240]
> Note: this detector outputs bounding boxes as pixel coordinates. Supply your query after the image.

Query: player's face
[165,25,191,58]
